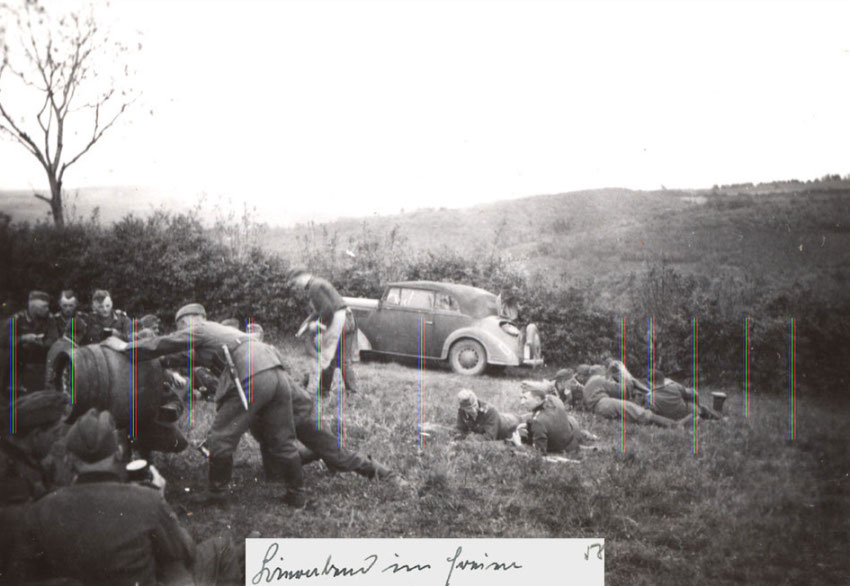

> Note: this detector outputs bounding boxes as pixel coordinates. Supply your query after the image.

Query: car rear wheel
[449,339,487,376]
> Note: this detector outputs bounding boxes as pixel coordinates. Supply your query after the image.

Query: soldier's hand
[149,464,167,497]
[101,336,128,352]
[19,333,42,344]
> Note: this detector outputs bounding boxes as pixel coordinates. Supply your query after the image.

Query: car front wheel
[449,339,487,376]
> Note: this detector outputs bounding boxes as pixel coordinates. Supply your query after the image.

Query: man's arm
[529,420,549,453]
[103,328,198,362]
[479,407,501,441]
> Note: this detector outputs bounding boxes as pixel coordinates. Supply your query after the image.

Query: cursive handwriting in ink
[444,546,523,586]
[584,543,604,561]
[382,553,432,574]
[251,542,378,583]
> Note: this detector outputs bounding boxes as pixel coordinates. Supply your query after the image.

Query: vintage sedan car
[307,281,543,376]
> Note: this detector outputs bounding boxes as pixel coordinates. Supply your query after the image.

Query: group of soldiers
[1,270,729,584]
[0,270,398,585]
[456,360,726,454]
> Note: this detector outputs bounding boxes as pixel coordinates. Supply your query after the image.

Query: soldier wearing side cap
[0,391,67,504]
[455,389,521,441]
[8,408,241,586]
[104,303,307,507]
[1,291,53,399]
[290,270,360,397]
[80,289,133,345]
[0,391,66,581]
[47,289,88,346]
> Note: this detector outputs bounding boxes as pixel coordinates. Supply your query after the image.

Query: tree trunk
[49,174,64,227]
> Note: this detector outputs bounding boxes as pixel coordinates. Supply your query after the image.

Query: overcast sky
[1,0,849,224]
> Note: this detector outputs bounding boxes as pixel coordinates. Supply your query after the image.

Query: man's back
[20,476,193,586]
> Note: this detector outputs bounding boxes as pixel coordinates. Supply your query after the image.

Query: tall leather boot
[279,456,306,509]
[206,456,233,504]
[364,456,408,487]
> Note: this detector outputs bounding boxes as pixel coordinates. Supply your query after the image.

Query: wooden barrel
[45,339,164,427]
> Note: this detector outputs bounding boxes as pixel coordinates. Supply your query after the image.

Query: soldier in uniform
[0,391,67,580]
[518,387,582,454]
[81,289,133,345]
[8,408,241,586]
[290,270,359,397]
[104,303,306,507]
[47,289,87,346]
[455,388,521,441]
[0,291,53,399]
[634,369,723,420]
[580,365,689,428]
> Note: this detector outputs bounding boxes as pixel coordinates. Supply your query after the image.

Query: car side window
[434,293,460,313]
[400,288,434,310]
[384,287,401,305]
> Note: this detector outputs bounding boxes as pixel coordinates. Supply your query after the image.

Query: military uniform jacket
[649,378,694,420]
[1,310,51,365]
[581,375,623,410]
[307,277,347,325]
[11,471,194,586]
[0,437,50,504]
[526,395,580,454]
[81,310,133,345]
[456,400,516,440]
[47,311,88,347]
[124,320,281,403]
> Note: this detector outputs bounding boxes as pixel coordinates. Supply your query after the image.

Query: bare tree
[0,0,139,226]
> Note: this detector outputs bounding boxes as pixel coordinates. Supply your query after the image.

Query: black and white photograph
[1,1,848,584]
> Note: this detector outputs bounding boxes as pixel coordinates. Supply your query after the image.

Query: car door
[430,292,469,357]
[368,287,435,357]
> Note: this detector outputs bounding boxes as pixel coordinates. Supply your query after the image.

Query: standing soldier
[1,291,53,398]
[290,270,359,398]
[81,289,132,345]
[47,289,87,346]
[104,303,306,507]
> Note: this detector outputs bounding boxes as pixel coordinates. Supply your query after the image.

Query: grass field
[155,343,850,586]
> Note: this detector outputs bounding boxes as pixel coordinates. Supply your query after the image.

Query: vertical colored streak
[336,324,348,448]
[336,323,342,449]
[186,329,194,428]
[316,318,322,429]
[247,318,254,404]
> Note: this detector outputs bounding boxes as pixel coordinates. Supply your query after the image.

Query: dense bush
[2,210,845,393]
[0,211,301,336]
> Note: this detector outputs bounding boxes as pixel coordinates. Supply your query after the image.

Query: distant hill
[261,179,850,305]
[0,186,197,224]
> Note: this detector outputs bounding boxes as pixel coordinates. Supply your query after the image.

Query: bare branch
[59,94,134,179]
[33,192,51,204]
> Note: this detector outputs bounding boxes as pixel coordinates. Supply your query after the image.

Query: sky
[1,0,849,224]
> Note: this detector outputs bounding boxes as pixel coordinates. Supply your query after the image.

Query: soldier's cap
[522,386,548,400]
[648,369,665,382]
[288,268,312,286]
[457,388,478,407]
[589,365,605,376]
[28,290,50,303]
[14,391,66,433]
[554,368,574,381]
[65,408,119,463]
[246,323,264,333]
[220,318,240,328]
[175,303,206,322]
[576,364,591,376]
[139,314,160,329]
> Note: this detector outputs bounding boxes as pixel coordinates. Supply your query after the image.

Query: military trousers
[208,368,303,491]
